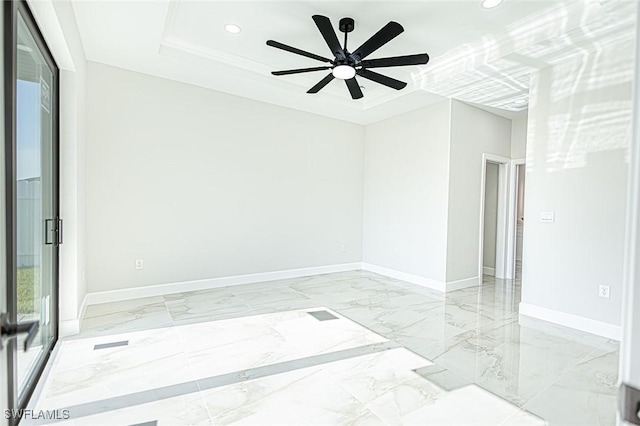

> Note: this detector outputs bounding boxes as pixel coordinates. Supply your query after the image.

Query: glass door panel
[6,1,59,412]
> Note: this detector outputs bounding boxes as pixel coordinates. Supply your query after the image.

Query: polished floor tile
[55,392,212,426]
[27,270,619,425]
[36,327,195,409]
[199,363,383,426]
[521,340,619,425]
[81,296,173,336]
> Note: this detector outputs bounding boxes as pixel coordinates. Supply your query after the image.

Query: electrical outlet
[598,285,610,299]
[339,243,346,253]
[135,259,144,270]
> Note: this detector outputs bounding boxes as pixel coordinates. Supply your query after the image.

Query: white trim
[478,154,512,281]
[361,263,478,293]
[58,294,88,337]
[446,276,479,291]
[27,0,75,70]
[361,263,446,292]
[58,318,79,337]
[495,161,510,279]
[506,158,526,279]
[482,266,495,276]
[519,302,622,341]
[160,36,273,79]
[85,263,363,305]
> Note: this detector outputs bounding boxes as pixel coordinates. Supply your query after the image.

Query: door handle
[44,219,54,245]
[0,313,39,352]
[44,218,63,245]
[57,218,63,245]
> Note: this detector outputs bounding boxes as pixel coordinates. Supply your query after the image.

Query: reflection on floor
[28,271,618,425]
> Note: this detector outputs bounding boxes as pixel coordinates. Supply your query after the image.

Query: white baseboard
[59,318,80,337]
[361,263,446,292]
[85,262,363,306]
[59,294,88,337]
[446,276,480,291]
[482,266,495,276]
[519,302,621,341]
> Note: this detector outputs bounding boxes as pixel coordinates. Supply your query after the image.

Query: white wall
[483,162,499,271]
[521,38,634,332]
[620,2,640,395]
[446,100,512,283]
[30,0,88,334]
[511,117,528,159]
[86,62,365,292]
[362,101,451,284]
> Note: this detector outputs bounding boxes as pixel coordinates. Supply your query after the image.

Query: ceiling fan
[266,15,430,100]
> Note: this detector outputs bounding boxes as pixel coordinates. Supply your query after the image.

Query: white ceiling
[71,0,636,124]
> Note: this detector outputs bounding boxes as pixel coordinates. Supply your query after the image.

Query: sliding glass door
[4,0,59,418]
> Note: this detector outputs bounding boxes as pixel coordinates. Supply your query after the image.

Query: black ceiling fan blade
[312,15,346,60]
[361,53,430,69]
[307,73,335,94]
[266,40,333,63]
[357,69,407,90]
[345,77,364,99]
[272,66,332,76]
[352,22,404,61]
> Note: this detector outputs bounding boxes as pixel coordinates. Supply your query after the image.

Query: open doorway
[482,163,499,277]
[478,154,511,281]
[505,159,526,280]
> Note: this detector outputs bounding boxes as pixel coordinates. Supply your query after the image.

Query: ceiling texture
[71,0,636,125]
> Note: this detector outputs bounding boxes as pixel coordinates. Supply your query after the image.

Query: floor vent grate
[307,310,339,321]
[94,340,129,350]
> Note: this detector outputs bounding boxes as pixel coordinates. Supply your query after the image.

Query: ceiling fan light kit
[224,23,242,34]
[481,0,504,9]
[332,65,356,80]
[266,15,430,100]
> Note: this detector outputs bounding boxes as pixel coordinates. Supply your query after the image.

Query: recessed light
[481,0,503,9]
[224,24,242,34]
[513,99,527,105]
[332,65,356,80]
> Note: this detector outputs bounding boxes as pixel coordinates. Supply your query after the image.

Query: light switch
[540,211,555,223]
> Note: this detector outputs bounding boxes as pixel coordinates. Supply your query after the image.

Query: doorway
[478,154,510,281]
[482,162,499,277]
[514,163,526,279]
[4,0,60,419]
[505,159,526,280]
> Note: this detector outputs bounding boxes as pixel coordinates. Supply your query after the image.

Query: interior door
[3,0,59,421]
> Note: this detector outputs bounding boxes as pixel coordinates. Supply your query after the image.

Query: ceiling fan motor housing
[339,17,355,33]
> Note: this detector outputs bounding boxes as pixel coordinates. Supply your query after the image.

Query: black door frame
[4,0,60,420]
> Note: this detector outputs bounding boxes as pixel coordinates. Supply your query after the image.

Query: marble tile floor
[27,270,618,425]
